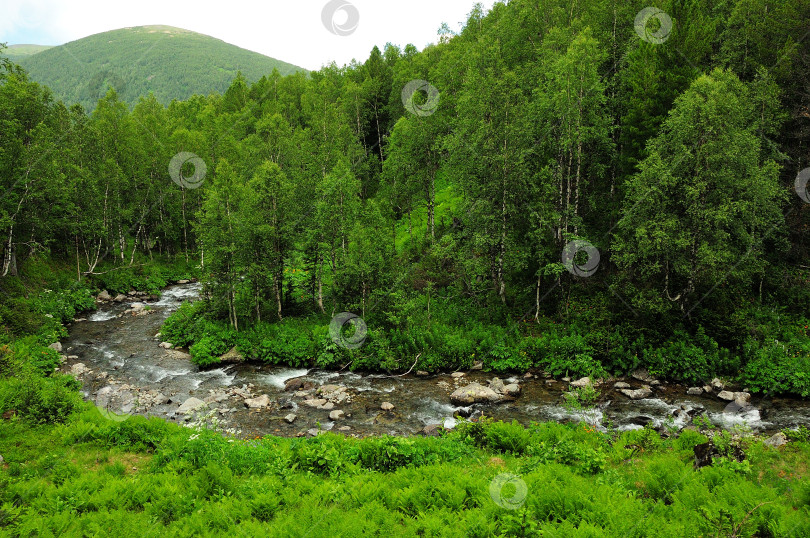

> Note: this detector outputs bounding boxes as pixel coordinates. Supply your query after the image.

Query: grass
[1,408,808,536]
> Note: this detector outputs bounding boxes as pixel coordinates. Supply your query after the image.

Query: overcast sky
[1,0,497,70]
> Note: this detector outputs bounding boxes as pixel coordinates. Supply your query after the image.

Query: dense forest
[2,0,810,395]
[2,1,810,535]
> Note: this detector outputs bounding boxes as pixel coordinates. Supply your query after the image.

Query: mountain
[12,25,305,111]
[5,44,54,62]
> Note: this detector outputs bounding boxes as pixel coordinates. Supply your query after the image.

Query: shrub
[0,374,82,424]
[739,336,810,397]
[486,420,531,455]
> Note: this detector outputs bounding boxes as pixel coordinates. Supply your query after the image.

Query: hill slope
[5,44,53,62]
[14,26,305,110]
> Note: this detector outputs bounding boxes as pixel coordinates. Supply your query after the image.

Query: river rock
[502,384,521,396]
[619,386,652,400]
[733,392,751,404]
[284,413,297,424]
[244,394,270,408]
[329,410,344,420]
[711,378,725,391]
[177,397,206,414]
[416,370,429,376]
[159,342,173,349]
[284,377,307,392]
[306,428,323,437]
[764,432,788,448]
[338,426,351,431]
[489,377,505,393]
[321,402,335,411]
[0,454,3,464]
[130,302,145,311]
[70,363,89,376]
[450,382,502,405]
[472,361,483,370]
[631,368,655,383]
[422,424,443,436]
[303,399,327,408]
[451,372,465,379]
[381,402,395,411]
[220,347,244,362]
[687,387,703,395]
[717,390,735,401]
[614,381,631,389]
[178,279,190,284]
[571,377,591,388]
[154,393,170,405]
[49,342,62,352]
[113,294,126,302]
[97,290,112,301]
[703,385,713,393]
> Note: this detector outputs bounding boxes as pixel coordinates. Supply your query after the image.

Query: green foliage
[17,26,304,111]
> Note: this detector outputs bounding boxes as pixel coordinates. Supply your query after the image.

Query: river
[59,283,810,438]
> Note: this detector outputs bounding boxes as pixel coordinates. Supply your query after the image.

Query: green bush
[0,373,82,424]
[740,336,810,397]
[486,420,531,455]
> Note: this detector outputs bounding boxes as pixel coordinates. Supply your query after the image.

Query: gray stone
[619,386,652,400]
[70,363,89,376]
[177,279,190,284]
[381,402,395,411]
[711,378,725,391]
[614,381,631,389]
[97,290,112,301]
[284,378,307,392]
[489,377,505,393]
[502,383,521,396]
[471,361,483,370]
[733,392,751,404]
[450,382,502,405]
[763,432,788,448]
[244,394,270,408]
[48,341,62,352]
[451,372,465,379]
[416,370,429,376]
[717,390,735,401]
[159,342,173,349]
[303,399,327,408]
[177,397,206,414]
[329,410,344,420]
[687,387,704,395]
[220,347,244,362]
[284,413,297,424]
[113,294,127,302]
[306,428,323,437]
[703,385,713,393]
[631,368,654,383]
[320,402,335,411]
[422,424,443,436]
[338,426,351,431]
[570,376,591,388]
[0,454,4,464]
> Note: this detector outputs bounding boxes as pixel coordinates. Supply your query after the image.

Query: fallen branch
[384,353,422,378]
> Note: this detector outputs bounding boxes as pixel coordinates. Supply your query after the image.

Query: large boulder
[48,342,62,353]
[220,347,244,363]
[717,390,735,401]
[177,397,206,414]
[450,382,502,405]
[570,377,591,388]
[763,432,788,448]
[329,410,345,420]
[502,384,521,396]
[97,290,112,302]
[244,394,270,408]
[619,386,652,400]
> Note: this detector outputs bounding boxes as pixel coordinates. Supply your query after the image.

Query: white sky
[1,0,497,70]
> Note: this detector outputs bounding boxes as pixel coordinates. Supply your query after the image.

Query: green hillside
[14,25,305,110]
[4,44,53,62]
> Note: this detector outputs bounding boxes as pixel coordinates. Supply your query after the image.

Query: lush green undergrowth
[1,406,809,536]
[162,299,810,397]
